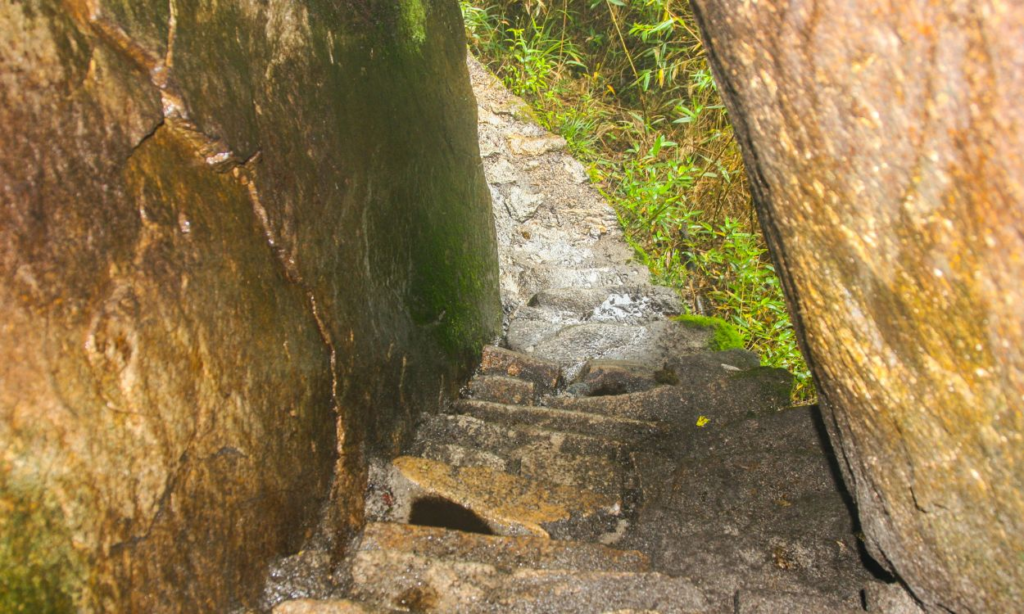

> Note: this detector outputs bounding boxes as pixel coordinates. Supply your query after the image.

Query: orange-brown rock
[0,0,500,611]
[691,1,1023,611]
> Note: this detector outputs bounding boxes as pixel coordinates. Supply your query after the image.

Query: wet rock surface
[270,54,891,613]
[0,1,499,611]
[691,0,1024,609]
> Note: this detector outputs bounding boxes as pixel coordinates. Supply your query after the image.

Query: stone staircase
[256,55,894,613]
[264,317,874,613]
[267,336,722,613]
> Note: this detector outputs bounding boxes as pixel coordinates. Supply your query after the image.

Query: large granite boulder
[0,0,500,611]
[691,1,1023,611]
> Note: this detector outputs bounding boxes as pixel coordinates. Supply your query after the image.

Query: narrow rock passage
[261,56,896,614]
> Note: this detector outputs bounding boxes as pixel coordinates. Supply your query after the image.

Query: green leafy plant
[460,0,815,403]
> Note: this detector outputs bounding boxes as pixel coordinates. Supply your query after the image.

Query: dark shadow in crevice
[409,496,494,535]
[808,403,896,583]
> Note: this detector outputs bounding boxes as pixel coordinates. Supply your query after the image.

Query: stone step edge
[357,521,650,572]
[452,399,668,441]
[465,373,537,405]
[386,455,620,538]
[480,344,562,393]
[272,598,394,614]
[416,413,631,461]
[414,440,627,500]
[348,549,710,613]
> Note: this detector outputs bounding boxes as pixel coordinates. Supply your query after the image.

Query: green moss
[399,0,427,50]
[674,314,744,351]
[0,476,83,614]
[509,100,539,123]
[407,204,501,359]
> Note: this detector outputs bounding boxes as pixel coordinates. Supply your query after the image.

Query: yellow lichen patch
[393,456,617,537]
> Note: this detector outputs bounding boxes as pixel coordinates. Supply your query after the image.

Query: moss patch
[0,476,83,614]
[674,314,744,351]
[399,0,427,50]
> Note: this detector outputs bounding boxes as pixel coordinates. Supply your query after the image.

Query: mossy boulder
[0,0,500,610]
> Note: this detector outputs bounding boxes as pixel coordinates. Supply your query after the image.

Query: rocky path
[260,56,907,614]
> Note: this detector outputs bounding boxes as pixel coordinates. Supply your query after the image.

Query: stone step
[517,264,651,300]
[527,284,683,322]
[662,348,761,380]
[479,345,561,393]
[415,437,625,498]
[544,385,689,422]
[735,589,866,614]
[516,441,626,498]
[379,456,620,538]
[545,365,793,425]
[452,399,667,445]
[414,412,629,461]
[358,522,649,573]
[466,374,536,405]
[566,359,673,396]
[416,441,510,472]
[349,549,711,614]
[507,318,713,368]
[272,599,395,614]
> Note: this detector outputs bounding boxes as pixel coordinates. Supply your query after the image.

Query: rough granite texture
[690,0,1024,611]
[0,1,500,611]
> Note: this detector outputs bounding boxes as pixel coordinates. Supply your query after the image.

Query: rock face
[0,1,500,612]
[691,1,1024,611]
[263,54,876,614]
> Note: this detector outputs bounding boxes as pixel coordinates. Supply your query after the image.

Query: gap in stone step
[408,496,494,535]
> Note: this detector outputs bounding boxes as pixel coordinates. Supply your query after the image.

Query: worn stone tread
[467,374,536,405]
[509,319,713,368]
[507,317,645,357]
[415,412,629,460]
[390,456,620,537]
[452,399,667,444]
[527,285,683,320]
[479,345,561,393]
[543,386,690,422]
[272,599,395,614]
[349,549,711,614]
[415,429,625,497]
[518,265,650,298]
[416,441,510,472]
[565,359,670,397]
[734,589,865,614]
[358,522,649,572]
[516,441,626,498]
[544,365,792,424]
